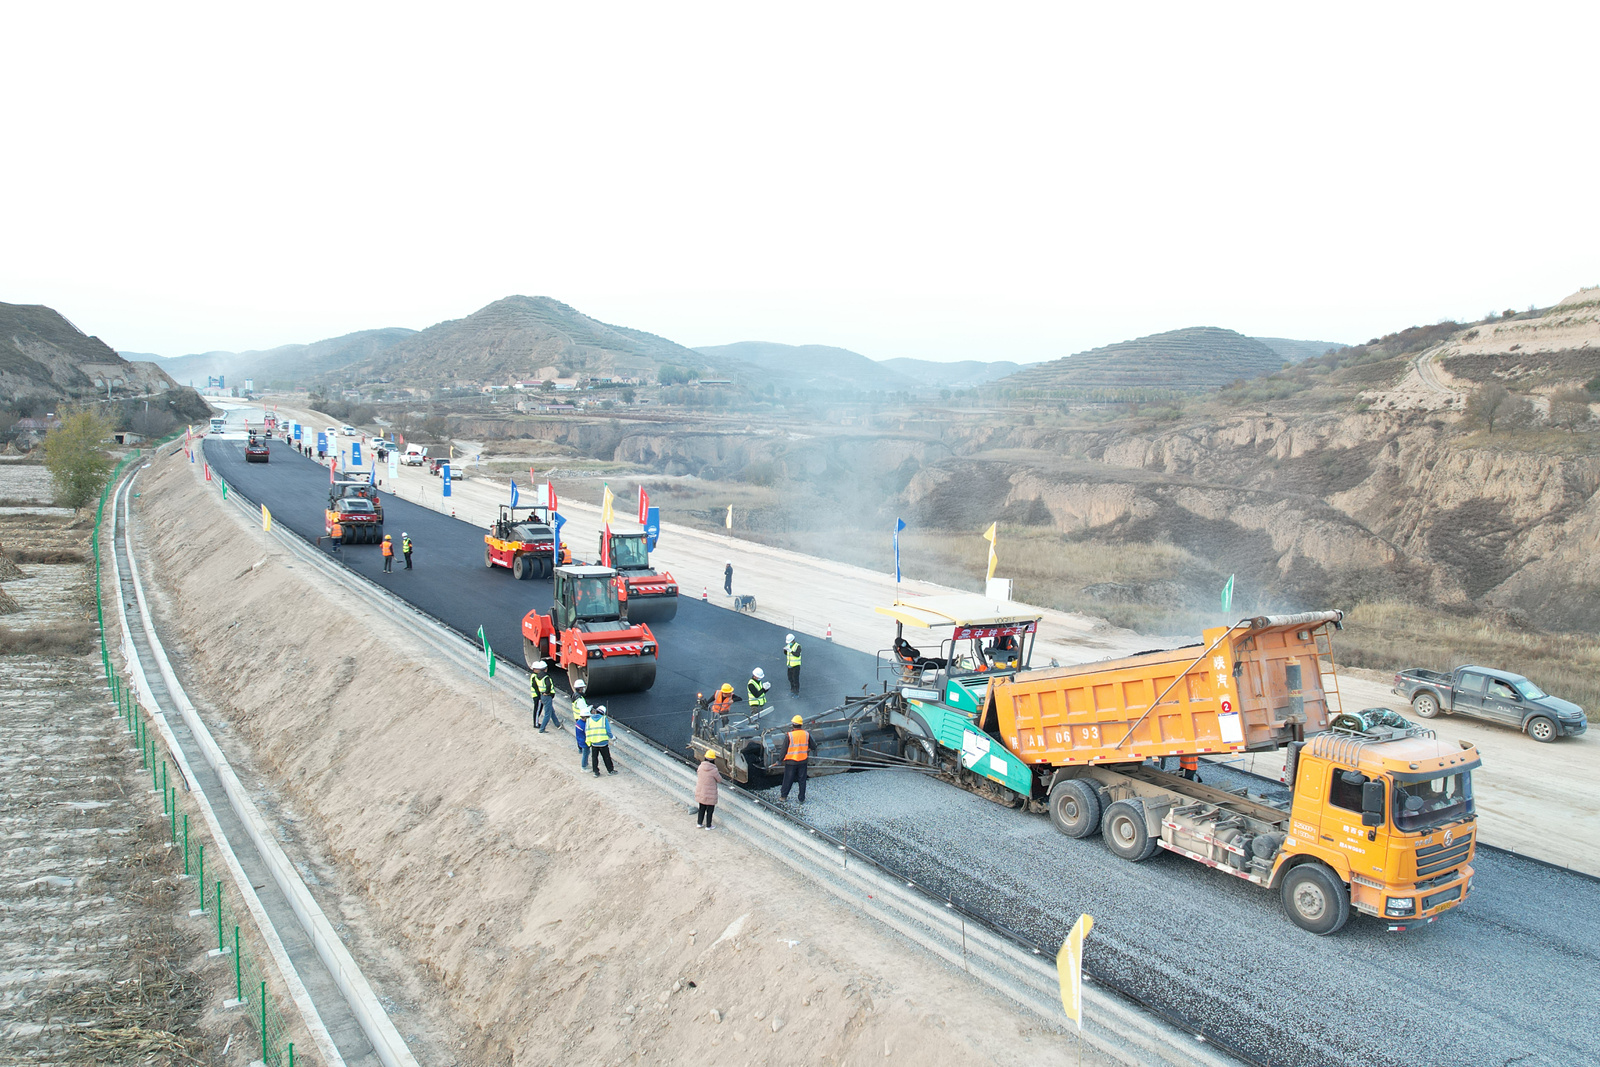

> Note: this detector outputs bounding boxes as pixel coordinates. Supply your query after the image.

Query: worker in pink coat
[696,750,723,829]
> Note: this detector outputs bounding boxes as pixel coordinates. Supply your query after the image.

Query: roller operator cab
[486,505,570,580]
[244,434,270,463]
[325,495,381,544]
[601,530,679,624]
[521,565,658,694]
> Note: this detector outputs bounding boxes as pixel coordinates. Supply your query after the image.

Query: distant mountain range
[1254,337,1348,363]
[130,328,416,388]
[694,342,910,390]
[997,327,1296,395]
[116,294,1345,397]
[3,301,179,401]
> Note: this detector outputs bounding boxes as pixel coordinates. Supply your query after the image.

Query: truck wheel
[485,547,496,569]
[513,556,529,580]
[1527,715,1558,743]
[1101,799,1158,861]
[902,738,935,768]
[1049,780,1101,839]
[1280,863,1350,935]
[1412,693,1440,719]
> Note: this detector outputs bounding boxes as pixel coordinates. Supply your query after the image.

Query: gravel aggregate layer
[205,436,1600,1067]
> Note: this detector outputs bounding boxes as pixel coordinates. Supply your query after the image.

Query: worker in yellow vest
[586,704,616,777]
[747,667,770,711]
[784,633,802,695]
[779,714,811,803]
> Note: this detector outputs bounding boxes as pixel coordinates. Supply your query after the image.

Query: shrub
[1549,389,1593,431]
[43,411,115,509]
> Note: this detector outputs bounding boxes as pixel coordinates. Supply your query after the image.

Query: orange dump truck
[913,611,1481,934]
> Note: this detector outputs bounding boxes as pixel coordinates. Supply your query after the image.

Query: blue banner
[293,423,302,441]
[894,517,906,583]
[510,480,519,508]
[645,506,660,551]
[442,463,452,497]
[316,432,327,453]
[351,442,362,467]
[552,511,565,562]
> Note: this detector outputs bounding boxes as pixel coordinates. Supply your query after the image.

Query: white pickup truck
[400,445,428,466]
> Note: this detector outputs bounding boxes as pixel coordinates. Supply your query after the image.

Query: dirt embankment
[130,449,1108,1067]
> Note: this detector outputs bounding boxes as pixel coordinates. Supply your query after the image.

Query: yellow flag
[725,504,733,529]
[601,483,614,525]
[982,522,997,580]
[1057,913,1094,1029]
[262,504,272,533]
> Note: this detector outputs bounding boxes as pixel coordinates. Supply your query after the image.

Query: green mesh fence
[90,431,295,1066]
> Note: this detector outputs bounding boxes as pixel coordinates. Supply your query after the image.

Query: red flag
[330,455,337,483]
[204,463,211,481]
[638,485,649,525]
[398,432,405,448]
[601,523,612,568]
[547,482,558,514]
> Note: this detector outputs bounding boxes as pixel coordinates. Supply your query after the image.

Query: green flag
[477,625,496,678]
[220,478,228,500]
[1221,574,1235,613]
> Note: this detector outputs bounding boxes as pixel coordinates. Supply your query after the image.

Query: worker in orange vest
[710,683,737,715]
[381,534,394,572]
[330,519,343,552]
[779,714,811,803]
[1179,755,1199,781]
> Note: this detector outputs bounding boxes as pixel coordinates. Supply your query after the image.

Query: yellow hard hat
[705,749,719,760]
[791,715,804,725]
[720,683,733,693]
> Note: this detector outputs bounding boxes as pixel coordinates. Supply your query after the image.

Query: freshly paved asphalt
[204,434,1600,1067]
[203,436,883,754]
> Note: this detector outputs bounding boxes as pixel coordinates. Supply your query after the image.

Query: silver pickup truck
[1393,665,1587,743]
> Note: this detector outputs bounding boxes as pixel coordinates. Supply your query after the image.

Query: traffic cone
[826,623,833,641]
[702,586,708,601]
[451,508,456,518]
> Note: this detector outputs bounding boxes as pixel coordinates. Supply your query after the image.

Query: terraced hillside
[996,326,1287,397]
[339,295,751,388]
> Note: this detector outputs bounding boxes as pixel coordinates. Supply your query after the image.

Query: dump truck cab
[521,565,658,694]
[486,504,569,579]
[600,530,679,623]
[1276,723,1478,932]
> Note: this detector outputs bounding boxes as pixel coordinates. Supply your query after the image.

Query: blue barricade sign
[442,463,452,497]
[645,507,660,551]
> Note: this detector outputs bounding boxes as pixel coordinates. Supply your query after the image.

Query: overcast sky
[4,2,1596,363]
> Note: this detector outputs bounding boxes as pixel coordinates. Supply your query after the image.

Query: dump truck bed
[985,611,1342,767]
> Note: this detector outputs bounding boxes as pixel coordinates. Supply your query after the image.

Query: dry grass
[0,620,95,654]
[1336,601,1600,718]
[9,546,88,563]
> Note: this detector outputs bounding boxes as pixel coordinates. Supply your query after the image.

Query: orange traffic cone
[702,586,709,601]
[826,623,833,641]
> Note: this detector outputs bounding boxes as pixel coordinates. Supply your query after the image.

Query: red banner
[952,621,1037,641]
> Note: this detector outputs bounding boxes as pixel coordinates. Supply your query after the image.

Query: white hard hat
[573,678,587,690]
[532,660,547,670]
[786,633,794,642]
[752,667,765,680]
[594,705,607,716]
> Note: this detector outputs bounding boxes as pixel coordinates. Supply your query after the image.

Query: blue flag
[645,506,660,551]
[552,511,566,562]
[894,517,906,583]
[351,442,362,467]
[442,463,452,497]
[510,480,519,508]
